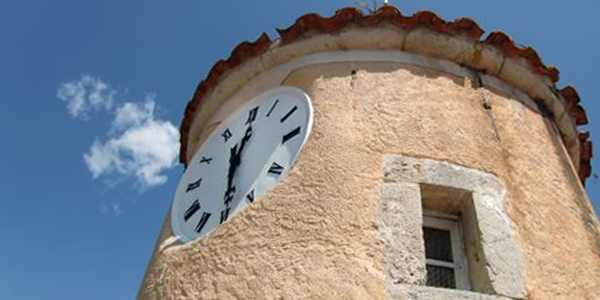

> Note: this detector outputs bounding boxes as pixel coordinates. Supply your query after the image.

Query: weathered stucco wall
[139,61,600,300]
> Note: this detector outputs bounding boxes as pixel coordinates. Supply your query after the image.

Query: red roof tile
[277,8,485,44]
[579,132,593,186]
[483,31,559,82]
[561,86,589,125]
[180,5,591,184]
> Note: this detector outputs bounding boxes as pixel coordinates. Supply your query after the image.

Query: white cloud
[112,95,156,130]
[57,76,116,119]
[58,76,180,190]
[84,101,180,189]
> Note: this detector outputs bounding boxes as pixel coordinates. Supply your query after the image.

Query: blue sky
[1,1,599,299]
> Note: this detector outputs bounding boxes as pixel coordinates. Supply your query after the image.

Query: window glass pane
[426,264,456,289]
[423,227,454,262]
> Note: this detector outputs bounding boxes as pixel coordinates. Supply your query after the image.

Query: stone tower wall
[138,24,600,300]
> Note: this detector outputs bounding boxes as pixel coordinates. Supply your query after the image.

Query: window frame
[422,211,471,290]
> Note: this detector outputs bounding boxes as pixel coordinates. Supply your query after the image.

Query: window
[382,155,526,298]
[423,212,470,290]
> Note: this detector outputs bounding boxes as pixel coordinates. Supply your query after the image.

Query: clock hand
[224,123,254,209]
[224,144,239,207]
[236,124,253,159]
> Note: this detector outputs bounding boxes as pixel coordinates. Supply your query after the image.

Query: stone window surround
[380,154,526,300]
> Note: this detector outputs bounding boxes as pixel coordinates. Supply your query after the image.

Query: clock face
[171,86,314,243]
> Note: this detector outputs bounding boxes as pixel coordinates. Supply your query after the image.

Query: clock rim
[170,85,314,243]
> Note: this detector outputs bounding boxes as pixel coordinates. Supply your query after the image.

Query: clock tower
[138,6,600,300]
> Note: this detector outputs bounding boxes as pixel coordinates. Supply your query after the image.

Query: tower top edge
[178,5,591,184]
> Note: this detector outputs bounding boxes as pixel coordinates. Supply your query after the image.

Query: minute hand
[223,125,253,206]
[237,125,253,157]
[224,144,239,206]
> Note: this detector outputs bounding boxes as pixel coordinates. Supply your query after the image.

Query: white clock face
[171,86,313,243]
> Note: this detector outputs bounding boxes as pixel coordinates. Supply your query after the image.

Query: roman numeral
[195,212,211,233]
[220,207,230,224]
[282,126,301,144]
[186,178,202,192]
[268,162,284,175]
[246,106,259,124]
[266,99,279,117]
[280,106,298,123]
[200,156,212,164]
[183,199,200,222]
[246,190,255,203]
[222,129,232,142]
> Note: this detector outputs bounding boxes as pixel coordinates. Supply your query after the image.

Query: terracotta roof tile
[561,86,589,125]
[180,6,592,184]
[277,7,485,44]
[579,132,593,186]
[483,31,560,83]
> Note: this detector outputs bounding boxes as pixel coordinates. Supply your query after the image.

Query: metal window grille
[423,214,470,290]
[426,264,456,289]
